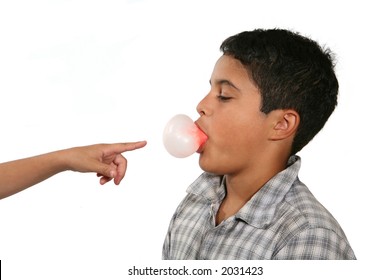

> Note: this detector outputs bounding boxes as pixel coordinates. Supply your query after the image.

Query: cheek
[222,113,263,140]
[210,117,240,147]
[203,120,255,159]
[213,114,267,157]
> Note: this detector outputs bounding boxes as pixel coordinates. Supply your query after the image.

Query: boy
[162,29,355,260]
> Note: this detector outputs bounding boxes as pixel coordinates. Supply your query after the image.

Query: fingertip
[112,175,120,185]
[139,140,147,146]
[114,172,125,185]
[132,140,147,150]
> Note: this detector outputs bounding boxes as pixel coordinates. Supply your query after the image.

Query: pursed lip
[195,121,208,153]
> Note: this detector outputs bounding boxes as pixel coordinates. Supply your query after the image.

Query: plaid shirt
[162,155,356,260]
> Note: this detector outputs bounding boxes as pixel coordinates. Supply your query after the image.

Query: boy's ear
[269,109,300,141]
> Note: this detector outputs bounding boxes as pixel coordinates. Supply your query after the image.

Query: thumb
[95,162,116,179]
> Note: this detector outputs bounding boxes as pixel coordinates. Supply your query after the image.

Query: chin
[198,156,225,175]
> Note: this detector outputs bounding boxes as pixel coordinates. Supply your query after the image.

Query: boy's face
[195,55,273,175]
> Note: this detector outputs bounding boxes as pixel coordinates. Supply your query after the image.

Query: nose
[196,93,211,116]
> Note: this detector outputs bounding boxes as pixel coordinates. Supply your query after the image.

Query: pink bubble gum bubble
[163,114,208,158]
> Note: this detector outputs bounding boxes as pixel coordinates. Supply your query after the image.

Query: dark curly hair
[220,29,338,154]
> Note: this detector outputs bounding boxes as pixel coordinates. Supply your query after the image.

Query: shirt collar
[187,172,224,202]
[187,155,301,229]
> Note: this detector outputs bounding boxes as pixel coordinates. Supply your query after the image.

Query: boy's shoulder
[269,180,355,259]
[281,180,344,230]
[271,178,350,242]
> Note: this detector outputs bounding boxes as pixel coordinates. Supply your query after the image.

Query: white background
[0,0,388,279]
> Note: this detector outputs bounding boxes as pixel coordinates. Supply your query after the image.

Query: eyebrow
[209,79,241,92]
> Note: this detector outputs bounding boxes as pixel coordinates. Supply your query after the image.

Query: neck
[215,147,291,225]
[225,153,289,205]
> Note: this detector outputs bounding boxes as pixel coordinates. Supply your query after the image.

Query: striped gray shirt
[162,155,356,260]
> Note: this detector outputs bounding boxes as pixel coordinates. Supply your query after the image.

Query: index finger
[106,141,147,154]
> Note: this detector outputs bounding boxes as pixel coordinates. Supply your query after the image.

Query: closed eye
[217,95,232,102]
